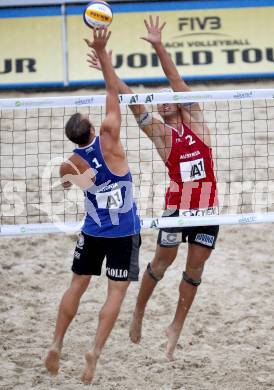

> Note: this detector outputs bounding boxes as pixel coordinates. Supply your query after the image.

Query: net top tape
[1,212,274,236]
[1,89,274,110]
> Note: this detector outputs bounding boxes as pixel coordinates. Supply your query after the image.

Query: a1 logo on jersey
[180,158,206,182]
[96,188,123,209]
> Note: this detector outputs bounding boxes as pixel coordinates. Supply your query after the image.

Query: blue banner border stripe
[0,6,61,18]
[0,82,65,89]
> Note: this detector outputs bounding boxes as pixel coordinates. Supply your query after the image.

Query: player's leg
[45,232,104,375]
[165,244,210,359]
[81,279,130,385]
[130,228,181,343]
[81,234,140,385]
[44,273,91,374]
[165,225,219,360]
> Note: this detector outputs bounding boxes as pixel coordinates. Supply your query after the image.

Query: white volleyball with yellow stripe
[83,1,113,29]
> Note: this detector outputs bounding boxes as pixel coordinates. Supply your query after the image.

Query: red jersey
[165,123,218,210]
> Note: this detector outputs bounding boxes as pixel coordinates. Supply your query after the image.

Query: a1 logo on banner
[180,158,206,182]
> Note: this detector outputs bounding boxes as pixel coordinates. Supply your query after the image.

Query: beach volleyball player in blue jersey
[44,27,141,385]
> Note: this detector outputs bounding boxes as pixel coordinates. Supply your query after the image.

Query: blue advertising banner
[0,0,274,88]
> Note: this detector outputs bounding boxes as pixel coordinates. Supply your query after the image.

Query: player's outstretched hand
[86,49,112,71]
[141,15,166,45]
[84,26,111,53]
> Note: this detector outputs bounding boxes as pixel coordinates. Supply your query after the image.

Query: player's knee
[110,286,129,303]
[187,262,205,282]
[182,270,202,287]
[71,275,90,294]
[186,255,207,278]
[146,262,166,282]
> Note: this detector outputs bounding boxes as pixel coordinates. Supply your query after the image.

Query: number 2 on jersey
[185,134,196,145]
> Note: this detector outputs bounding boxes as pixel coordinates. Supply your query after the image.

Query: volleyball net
[1,88,274,236]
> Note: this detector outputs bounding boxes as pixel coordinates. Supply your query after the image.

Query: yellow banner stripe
[86,9,112,23]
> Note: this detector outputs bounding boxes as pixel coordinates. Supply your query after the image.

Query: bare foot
[44,347,61,375]
[129,312,143,344]
[81,351,99,385]
[165,325,182,360]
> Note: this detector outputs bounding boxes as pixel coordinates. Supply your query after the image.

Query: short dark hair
[65,113,91,145]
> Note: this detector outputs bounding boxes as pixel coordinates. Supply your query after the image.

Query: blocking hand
[141,15,166,44]
[86,49,112,71]
[84,26,111,52]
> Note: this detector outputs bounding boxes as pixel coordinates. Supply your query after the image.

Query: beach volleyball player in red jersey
[128,15,219,360]
[87,16,219,360]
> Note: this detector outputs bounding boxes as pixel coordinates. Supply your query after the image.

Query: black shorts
[72,232,141,281]
[157,210,219,249]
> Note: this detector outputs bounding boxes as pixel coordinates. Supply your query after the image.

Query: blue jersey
[73,136,141,238]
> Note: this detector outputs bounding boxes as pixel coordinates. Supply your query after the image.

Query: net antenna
[1,89,274,236]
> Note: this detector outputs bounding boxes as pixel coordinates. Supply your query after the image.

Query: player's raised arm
[86,48,168,161]
[141,15,190,93]
[85,27,121,142]
[142,15,211,146]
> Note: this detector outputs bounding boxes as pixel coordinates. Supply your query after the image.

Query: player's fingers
[102,27,107,38]
[96,27,102,38]
[87,53,96,61]
[87,56,97,63]
[144,19,150,31]
[88,61,97,67]
[149,14,154,27]
[160,21,166,31]
[155,15,159,28]
[100,26,106,37]
[106,30,111,41]
[84,38,91,47]
[140,36,150,42]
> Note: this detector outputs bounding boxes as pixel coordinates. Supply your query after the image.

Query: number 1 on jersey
[92,158,102,169]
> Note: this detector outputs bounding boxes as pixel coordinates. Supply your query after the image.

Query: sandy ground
[0,226,274,390]
[0,80,274,389]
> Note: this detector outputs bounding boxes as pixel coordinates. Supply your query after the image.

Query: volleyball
[83,1,113,29]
